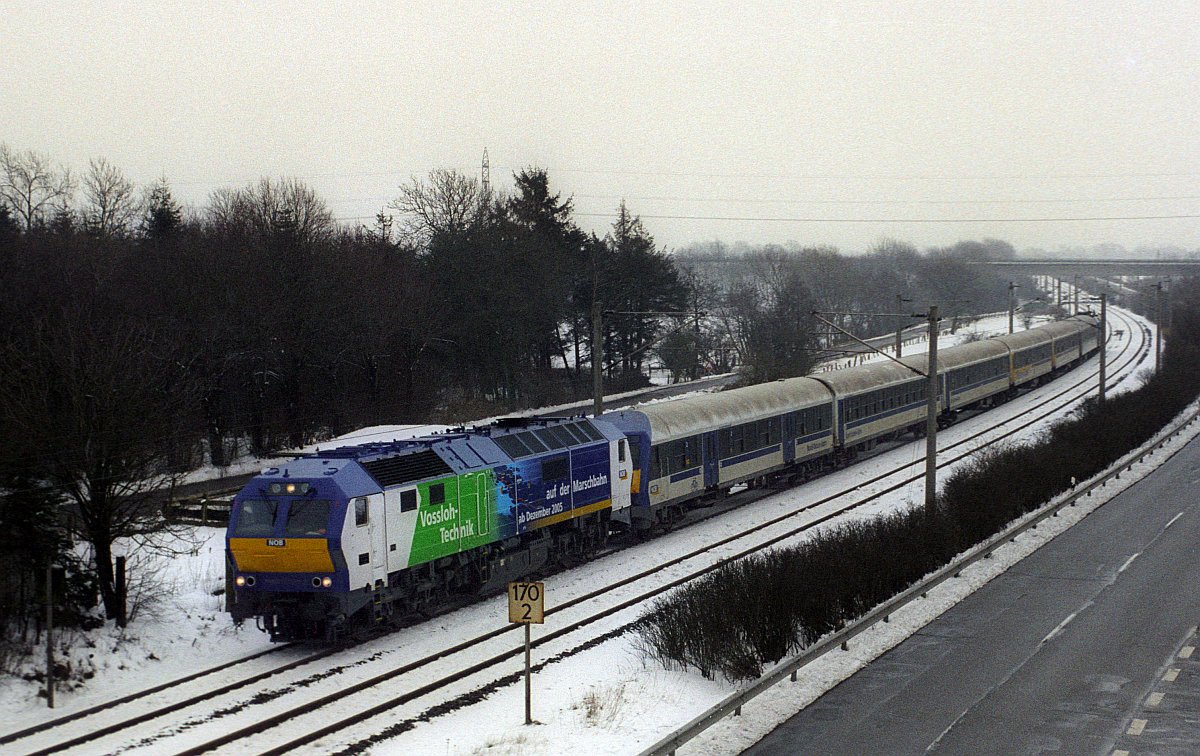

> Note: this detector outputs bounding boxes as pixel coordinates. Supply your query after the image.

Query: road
[746,433,1200,755]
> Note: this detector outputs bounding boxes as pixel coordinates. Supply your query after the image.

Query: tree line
[0,142,1020,647]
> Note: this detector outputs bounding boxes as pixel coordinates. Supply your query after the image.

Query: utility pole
[895,294,906,357]
[1008,281,1019,334]
[1156,281,1164,372]
[1074,275,1080,315]
[925,305,939,511]
[692,272,702,381]
[1057,278,1063,309]
[1099,293,1107,404]
[592,301,603,417]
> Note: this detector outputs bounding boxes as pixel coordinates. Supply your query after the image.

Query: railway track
[6,309,1146,755]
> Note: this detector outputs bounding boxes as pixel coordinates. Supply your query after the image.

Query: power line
[569,193,1200,207]
[328,192,1200,207]
[570,212,1200,224]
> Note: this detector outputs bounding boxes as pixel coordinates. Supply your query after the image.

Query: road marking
[1041,611,1080,645]
[1180,646,1195,659]
[1147,692,1165,707]
[1164,668,1180,682]
[1112,750,1130,756]
[1117,554,1138,573]
[1127,719,1147,736]
[1165,511,1184,528]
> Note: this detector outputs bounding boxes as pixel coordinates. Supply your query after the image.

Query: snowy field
[1,297,1162,755]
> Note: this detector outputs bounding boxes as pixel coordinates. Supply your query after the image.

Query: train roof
[1036,319,1094,341]
[603,376,833,443]
[993,326,1054,350]
[812,357,928,395]
[927,337,1010,370]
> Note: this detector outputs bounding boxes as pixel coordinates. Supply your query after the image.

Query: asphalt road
[746,434,1200,755]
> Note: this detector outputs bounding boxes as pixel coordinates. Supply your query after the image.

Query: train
[225,315,1100,641]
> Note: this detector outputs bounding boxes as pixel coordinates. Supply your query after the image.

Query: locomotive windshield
[285,500,332,535]
[233,500,277,536]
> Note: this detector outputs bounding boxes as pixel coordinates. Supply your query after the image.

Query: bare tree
[0,144,75,231]
[389,168,484,245]
[0,309,200,620]
[82,157,139,237]
[207,177,334,244]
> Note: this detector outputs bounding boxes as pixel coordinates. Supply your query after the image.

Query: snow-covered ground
[1,298,1158,755]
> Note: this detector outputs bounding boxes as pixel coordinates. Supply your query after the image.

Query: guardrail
[163,498,233,525]
[641,406,1200,756]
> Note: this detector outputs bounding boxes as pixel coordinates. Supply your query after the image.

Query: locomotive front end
[226,459,377,641]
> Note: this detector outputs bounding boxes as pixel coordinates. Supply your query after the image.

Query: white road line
[1180,646,1195,659]
[1147,692,1165,707]
[1165,511,1184,528]
[1040,611,1080,645]
[1127,718,1148,736]
[1164,668,1180,682]
[1117,554,1139,573]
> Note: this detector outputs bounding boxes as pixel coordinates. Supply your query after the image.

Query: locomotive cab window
[285,500,331,536]
[430,483,445,505]
[618,438,626,462]
[354,498,369,526]
[234,500,277,537]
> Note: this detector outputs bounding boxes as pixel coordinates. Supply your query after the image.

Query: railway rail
[5,309,1145,755]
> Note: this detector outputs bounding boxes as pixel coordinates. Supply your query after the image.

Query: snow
[0,297,1163,755]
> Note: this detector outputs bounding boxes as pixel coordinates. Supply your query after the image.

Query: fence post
[116,555,127,628]
[45,562,54,708]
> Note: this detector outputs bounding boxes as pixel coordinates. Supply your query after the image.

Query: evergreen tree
[141,177,182,240]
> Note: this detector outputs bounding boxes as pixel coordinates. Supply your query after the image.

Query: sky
[2,1,1198,254]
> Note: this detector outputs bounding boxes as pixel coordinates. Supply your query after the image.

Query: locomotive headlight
[322,577,333,588]
[235,575,246,587]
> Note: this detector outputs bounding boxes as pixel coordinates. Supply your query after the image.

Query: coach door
[703,432,720,487]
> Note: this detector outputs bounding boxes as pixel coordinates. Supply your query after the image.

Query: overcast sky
[3,1,1198,253]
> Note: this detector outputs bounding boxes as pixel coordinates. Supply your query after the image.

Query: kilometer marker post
[508,581,545,725]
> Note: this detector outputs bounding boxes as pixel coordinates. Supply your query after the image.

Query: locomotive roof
[287,416,614,489]
[610,376,833,443]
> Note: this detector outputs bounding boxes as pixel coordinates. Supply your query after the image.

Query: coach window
[354,497,369,526]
